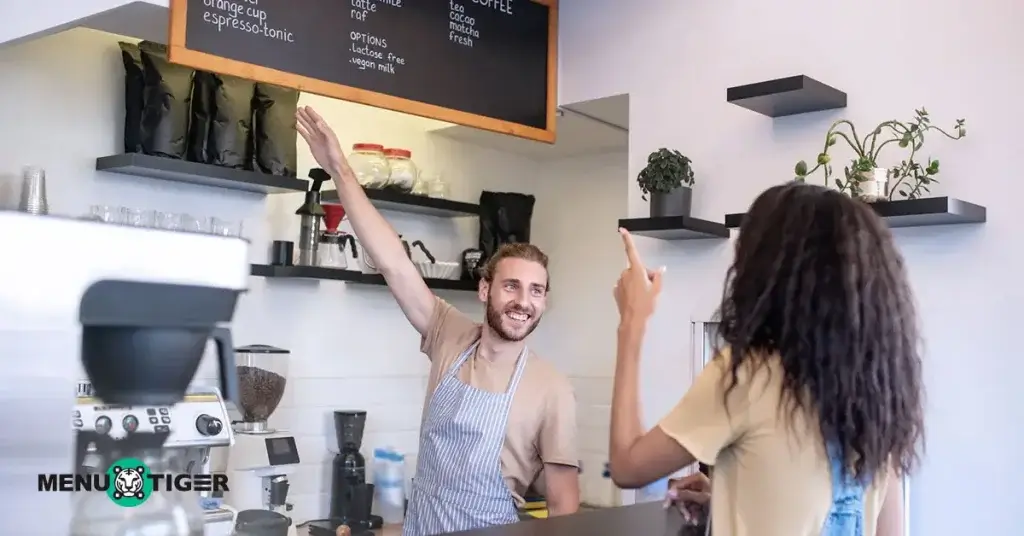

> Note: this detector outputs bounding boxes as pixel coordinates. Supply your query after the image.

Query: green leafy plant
[794,108,966,199]
[637,148,696,200]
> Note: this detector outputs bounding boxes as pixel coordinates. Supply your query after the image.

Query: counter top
[444,502,692,536]
[299,503,699,536]
[298,523,402,536]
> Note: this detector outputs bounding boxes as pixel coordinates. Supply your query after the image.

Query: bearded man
[295,106,580,536]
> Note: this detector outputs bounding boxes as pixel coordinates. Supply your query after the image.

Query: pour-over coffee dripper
[319,204,358,269]
[322,203,346,233]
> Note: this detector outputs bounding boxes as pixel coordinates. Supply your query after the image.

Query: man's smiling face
[482,257,548,342]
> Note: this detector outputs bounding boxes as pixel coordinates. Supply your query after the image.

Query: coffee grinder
[224,345,300,536]
[0,210,248,535]
[308,411,382,536]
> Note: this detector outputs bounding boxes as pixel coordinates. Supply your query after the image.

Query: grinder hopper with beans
[232,344,289,431]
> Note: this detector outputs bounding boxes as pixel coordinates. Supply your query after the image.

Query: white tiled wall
[526,152,628,506]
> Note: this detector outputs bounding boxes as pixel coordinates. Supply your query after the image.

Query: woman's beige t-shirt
[658,349,893,536]
[420,297,578,505]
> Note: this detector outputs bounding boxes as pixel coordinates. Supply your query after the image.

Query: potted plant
[794,108,966,201]
[637,148,696,218]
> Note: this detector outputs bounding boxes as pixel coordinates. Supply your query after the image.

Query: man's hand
[614,228,664,324]
[296,106,349,177]
[665,472,710,525]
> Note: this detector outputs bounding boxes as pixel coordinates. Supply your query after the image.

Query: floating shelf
[250,264,478,291]
[321,188,479,218]
[618,216,729,240]
[727,75,847,118]
[725,197,987,229]
[96,154,308,194]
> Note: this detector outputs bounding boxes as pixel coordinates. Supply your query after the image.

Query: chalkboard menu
[168,0,557,143]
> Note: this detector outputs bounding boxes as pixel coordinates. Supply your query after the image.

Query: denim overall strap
[820,442,869,536]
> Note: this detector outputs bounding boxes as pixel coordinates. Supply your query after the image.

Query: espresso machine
[73,383,237,535]
[0,210,248,535]
[223,345,300,536]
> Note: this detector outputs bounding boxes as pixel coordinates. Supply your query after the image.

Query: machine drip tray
[307,516,382,536]
[202,507,235,524]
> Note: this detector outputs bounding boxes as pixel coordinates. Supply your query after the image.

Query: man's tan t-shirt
[420,297,578,505]
[658,349,893,536]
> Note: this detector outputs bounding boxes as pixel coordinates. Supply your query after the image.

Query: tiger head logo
[111,465,147,500]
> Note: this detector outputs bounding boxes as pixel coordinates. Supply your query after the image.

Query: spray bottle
[296,169,329,266]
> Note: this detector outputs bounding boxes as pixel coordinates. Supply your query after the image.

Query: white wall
[0,0,152,46]
[0,27,544,523]
[558,0,1023,533]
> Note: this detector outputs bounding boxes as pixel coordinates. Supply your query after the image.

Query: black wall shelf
[96,155,482,218]
[96,154,308,194]
[727,76,847,118]
[619,216,729,240]
[321,188,479,218]
[250,264,478,291]
[725,197,987,229]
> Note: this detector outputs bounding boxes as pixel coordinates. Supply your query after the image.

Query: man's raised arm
[297,106,435,335]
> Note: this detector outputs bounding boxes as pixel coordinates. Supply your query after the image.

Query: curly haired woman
[609,182,924,536]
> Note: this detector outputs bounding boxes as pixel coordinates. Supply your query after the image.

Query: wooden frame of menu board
[167,0,559,144]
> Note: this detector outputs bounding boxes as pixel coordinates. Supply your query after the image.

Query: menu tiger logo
[38,457,229,507]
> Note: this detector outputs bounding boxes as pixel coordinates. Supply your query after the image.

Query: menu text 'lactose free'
[200,0,295,43]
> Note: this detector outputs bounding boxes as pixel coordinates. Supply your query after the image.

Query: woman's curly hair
[716,182,925,481]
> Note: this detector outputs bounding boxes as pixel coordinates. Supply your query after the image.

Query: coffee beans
[237,365,286,422]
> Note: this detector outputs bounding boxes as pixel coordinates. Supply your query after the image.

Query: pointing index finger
[618,227,643,268]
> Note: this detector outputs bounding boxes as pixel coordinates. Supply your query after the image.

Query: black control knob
[122,415,138,433]
[95,416,112,435]
[196,414,223,436]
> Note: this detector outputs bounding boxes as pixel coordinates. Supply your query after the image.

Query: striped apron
[402,341,528,536]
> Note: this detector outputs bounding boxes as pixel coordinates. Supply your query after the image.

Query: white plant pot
[858,167,889,202]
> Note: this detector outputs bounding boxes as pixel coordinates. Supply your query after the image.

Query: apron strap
[446,340,480,374]
[445,340,531,396]
[504,345,530,395]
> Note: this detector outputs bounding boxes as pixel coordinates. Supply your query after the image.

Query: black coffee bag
[191,71,255,168]
[138,41,194,159]
[118,42,145,154]
[252,83,298,177]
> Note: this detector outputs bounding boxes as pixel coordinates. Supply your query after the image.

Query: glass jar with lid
[383,148,418,193]
[347,143,390,189]
[422,172,449,199]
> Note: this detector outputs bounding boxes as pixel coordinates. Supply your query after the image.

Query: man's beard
[484,296,541,342]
